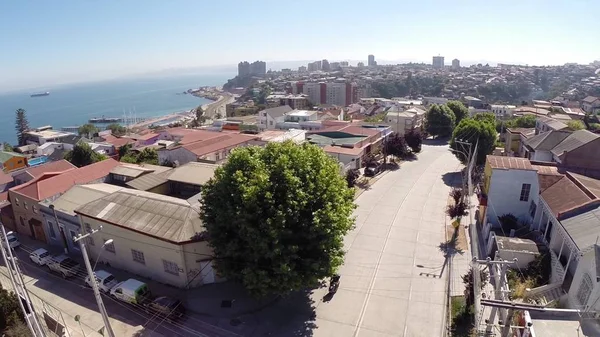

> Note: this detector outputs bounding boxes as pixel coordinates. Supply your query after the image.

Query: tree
[118,144,132,159]
[136,148,159,165]
[385,132,410,159]
[450,118,497,166]
[200,141,355,297]
[14,109,29,146]
[425,104,455,138]
[0,283,27,334]
[567,120,585,131]
[404,128,423,153]
[3,142,14,152]
[346,169,360,187]
[446,101,469,125]
[64,143,107,167]
[462,267,489,306]
[473,112,496,125]
[505,115,537,129]
[78,123,99,137]
[106,123,127,136]
[195,106,204,120]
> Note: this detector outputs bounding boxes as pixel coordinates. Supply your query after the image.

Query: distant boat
[30,92,50,97]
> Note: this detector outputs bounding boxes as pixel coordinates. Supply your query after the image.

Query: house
[385,106,426,136]
[39,183,123,255]
[522,130,572,161]
[482,156,541,226]
[567,244,600,311]
[75,189,219,288]
[535,116,568,135]
[266,94,310,110]
[277,110,321,130]
[463,96,484,109]
[258,105,294,130]
[487,235,540,270]
[490,104,517,119]
[24,126,75,145]
[307,123,389,169]
[59,135,90,150]
[550,130,600,166]
[126,162,216,199]
[13,144,38,155]
[158,132,261,166]
[0,152,27,172]
[8,159,120,242]
[12,160,76,186]
[582,96,600,114]
[0,172,13,192]
[504,128,536,157]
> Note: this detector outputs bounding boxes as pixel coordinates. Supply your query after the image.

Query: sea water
[0,72,233,143]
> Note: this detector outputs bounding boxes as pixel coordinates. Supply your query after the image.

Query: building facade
[432,56,445,69]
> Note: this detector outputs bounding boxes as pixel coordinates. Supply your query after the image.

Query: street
[244,142,462,337]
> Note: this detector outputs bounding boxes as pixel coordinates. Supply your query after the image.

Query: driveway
[246,142,462,337]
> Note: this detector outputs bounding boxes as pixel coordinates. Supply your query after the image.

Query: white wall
[486,169,539,226]
[531,150,553,162]
[567,249,600,310]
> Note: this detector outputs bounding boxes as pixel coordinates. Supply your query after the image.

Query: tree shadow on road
[441,171,462,187]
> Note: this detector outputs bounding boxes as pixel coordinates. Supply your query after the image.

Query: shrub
[346,169,360,187]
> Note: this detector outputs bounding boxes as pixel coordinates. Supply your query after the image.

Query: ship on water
[30,92,50,97]
[89,116,123,123]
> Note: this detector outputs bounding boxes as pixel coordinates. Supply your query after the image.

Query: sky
[1,0,599,91]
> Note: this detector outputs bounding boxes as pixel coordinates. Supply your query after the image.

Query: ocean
[0,72,234,144]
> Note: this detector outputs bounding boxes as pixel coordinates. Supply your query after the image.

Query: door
[33,223,47,243]
[200,261,215,284]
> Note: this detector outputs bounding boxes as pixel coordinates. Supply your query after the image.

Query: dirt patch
[446,223,468,252]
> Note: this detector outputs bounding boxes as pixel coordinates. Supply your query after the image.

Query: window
[24,202,28,210]
[85,224,94,246]
[163,260,179,275]
[15,198,19,207]
[215,153,220,161]
[576,273,593,307]
[269,120,273,126]
[132,249,145,264]
[47,221,57,239]
[104,239,115,253]
[529,201,537,218]
[519,183,531,202]
[32,206,38,214]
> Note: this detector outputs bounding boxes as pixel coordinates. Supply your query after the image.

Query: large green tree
[385,132,410,158]
[14,109,29,146]
[567,120,585,131]
[425,104,456,138]
[78,123,99,138]
[0,283,27,334]
[105,123,127,136]
[200,141,355,297]
[64,143,107,167]
[446,101,469,125]
[119,147,159,165]
[450,118,497,166]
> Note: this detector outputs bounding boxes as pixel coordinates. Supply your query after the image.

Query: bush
[404,128,423,153]
[346,169,360,187]
[450,188,463,205]
[447,201,467,219]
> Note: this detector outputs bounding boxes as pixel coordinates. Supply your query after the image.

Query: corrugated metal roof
[551,130,599,158]
[561,206,600,250]
[109,165,152,178]
[541,176,592,217]
[487,155,534,170]
[165,162,217,186]
[126,174,169,191]
[44,184,123,215]
[524,130,571,151]
[75,189,205,243]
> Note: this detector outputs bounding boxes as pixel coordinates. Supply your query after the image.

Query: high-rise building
[315,60,322,70]
[452,59,460,69]
[249,61,267,77]
[293,81,357,106]
[432,56,445,69]
[368,55,376,67]
[339,61,349,67]
[298,66,307,72]
[329,62,340,71]
[322,59,331,72]
[307,61,318,72]
[238,61,250,76]
[357,62,365,67]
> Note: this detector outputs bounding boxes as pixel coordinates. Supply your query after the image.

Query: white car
[85,270,119,293]
[29,248,51,266]
[1,233,20,250]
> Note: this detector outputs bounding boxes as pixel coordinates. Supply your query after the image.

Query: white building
[432,56,445,69]
[258,105,293,130]
[490,104,517,118]
[385,106,426,136]
[303,82,322,106]
[75,189,220,288]
[24,126,75,145]
[452,59,460,69]
[277,110,321,131]
[326,82,348,107]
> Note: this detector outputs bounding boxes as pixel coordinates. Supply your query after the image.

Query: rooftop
[495,236,540,254]
[486,155,534,170]
[165,162,217,186]
[16,160,76,181]
[551,130,599,158]
[524,130,572,151]
[25,129,74,139]
[181,133,259,157]
[286,110,317,117]
[263,105,293,118]
[75,189,205,244]
[0,151,25,164]
[541,174,595,218]
[42,183,124,215]
[125,173,170,191]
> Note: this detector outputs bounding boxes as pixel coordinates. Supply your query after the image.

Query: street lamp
[93,239,113,271]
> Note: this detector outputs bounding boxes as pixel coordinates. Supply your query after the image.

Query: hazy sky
[1,0,599,91]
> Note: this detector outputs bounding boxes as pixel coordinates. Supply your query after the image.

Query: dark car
[144,296,186,321]
[364,165,380,177]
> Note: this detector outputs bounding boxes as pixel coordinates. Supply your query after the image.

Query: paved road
[247,143,462,337]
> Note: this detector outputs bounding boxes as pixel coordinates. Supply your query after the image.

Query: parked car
[85,270,119,293]
[1,232,20,250]
[144,296,186,321]
[364,164,380,177]
[29,248,51,266]
[47,255,80,278]
[110,278,152,305]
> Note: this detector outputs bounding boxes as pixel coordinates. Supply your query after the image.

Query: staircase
[525,283,565,306]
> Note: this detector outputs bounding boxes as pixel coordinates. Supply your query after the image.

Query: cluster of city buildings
[237,60,267,77]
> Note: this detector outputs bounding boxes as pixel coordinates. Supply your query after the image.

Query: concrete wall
[80,215,215,288]
[8,191,47,242]
[531,150,553,162]
[567,249,600,310]
[40,205,82,255]
[486,169,539,226]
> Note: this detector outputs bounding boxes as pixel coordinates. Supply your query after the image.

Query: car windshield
[104,275,115,283]
[8,237,16,242]
[39,252,49,258]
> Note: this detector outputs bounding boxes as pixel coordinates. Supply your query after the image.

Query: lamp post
[74,227,115,337]
[93,239,113,271]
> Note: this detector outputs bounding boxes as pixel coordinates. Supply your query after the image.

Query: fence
[0,269,103,337]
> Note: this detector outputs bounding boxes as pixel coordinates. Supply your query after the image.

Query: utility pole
[1,224,46,336]
[74,227,116,337]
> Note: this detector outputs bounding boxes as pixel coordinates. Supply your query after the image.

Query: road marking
[353,149,450,337]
